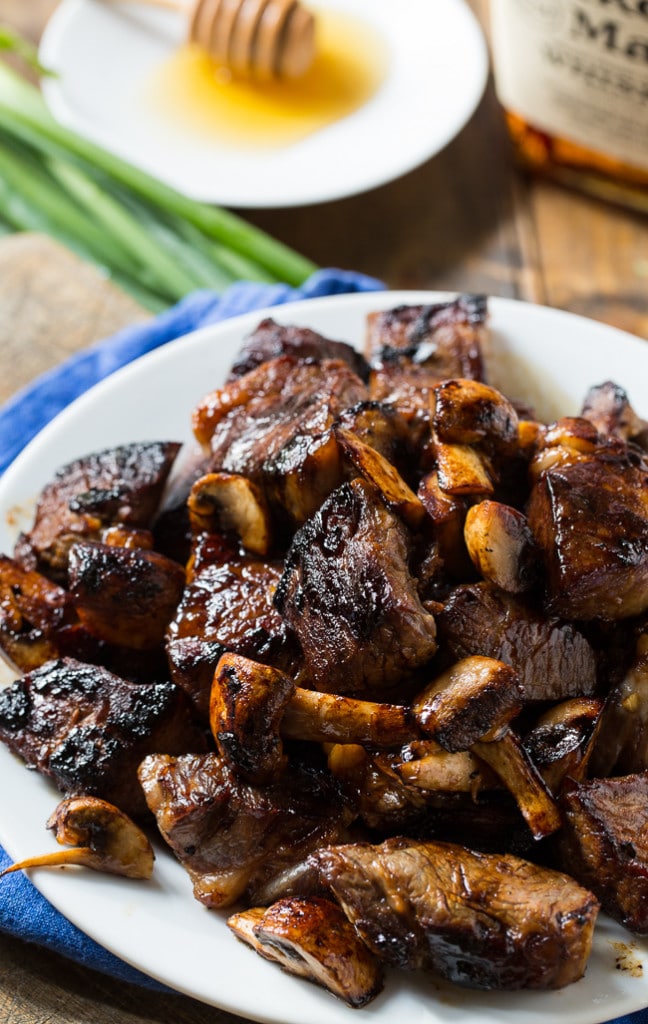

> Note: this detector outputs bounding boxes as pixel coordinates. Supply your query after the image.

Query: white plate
[38,0,488,207]
[1,292,648,1024]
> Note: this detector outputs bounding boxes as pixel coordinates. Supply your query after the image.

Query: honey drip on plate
[146,9,388,149]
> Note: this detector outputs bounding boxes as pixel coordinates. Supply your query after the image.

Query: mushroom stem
[473,732,561,839]
[0,846,94,875]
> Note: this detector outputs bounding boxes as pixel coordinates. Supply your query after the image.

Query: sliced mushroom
[523,697,604,794]
[463,500,538,593]
[417,471,472,577]
[472,732,562,839]
[412,656,523,751]
[394,740,495,795]
[0,796,154,879]
[228,897,384,1008]
[432,378,519,454]
[187,472,272,556]
[431,436,494,496]
[334,426,425,530]
[210,653,416,782]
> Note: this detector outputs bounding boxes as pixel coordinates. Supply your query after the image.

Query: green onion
[0,58,317,292]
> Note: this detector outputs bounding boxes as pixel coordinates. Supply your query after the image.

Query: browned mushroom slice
[333,426,425,530]
[472,731,561,839]
[412,656,523,752]
[68,541,186,650]
[463,500,538,593]
[523,697,604,794]
[315,837,599,989]
[228,897,383,1008]
[417,471,471,577]
[210,653,417,782]
[432,378,519,454]
[14,441,181,584]
[393,740,495,794]
[210,653,295,783]
[1,797,154,879]
[431,436,494,497]
[187,472,272,556]
[559,773,648,934]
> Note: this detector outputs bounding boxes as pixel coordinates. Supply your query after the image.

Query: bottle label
[490,0,648,171]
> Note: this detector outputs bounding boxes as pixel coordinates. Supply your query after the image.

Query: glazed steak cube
[192,355,368,525]
[527,449,648,620]
[14,441,181,583]
[316,837,599,990]
[228,318,369,381]
[275,478,437,696]
[0,657,205,817]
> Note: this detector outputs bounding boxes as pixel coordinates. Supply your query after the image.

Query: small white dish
[38,0,489,207]
[1,293,648,1023]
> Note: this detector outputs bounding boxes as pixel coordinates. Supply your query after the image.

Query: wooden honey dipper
[115,0,316,78]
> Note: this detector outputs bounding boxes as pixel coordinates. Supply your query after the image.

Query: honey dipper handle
[103,0,190,12]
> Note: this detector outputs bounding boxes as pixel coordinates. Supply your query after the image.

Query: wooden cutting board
[0,233,150,406]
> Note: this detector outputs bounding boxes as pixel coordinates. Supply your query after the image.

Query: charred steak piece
[228,318,369,382]
[559,773,648,935]
[315,837,599,990]
[138,751,352,908]
[0,555,78,672]
[166,554,298,721]
[527,441,648,620]
[192,355,368,526]
[275,478,437,696]
[14,442,181,584]
[591,630,648,776]
[367,296,487,445]
[68,541,186,650]
[437,582,597,703]
[0,657,205,818]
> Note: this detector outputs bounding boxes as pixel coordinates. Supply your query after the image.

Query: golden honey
[145,9,388,149]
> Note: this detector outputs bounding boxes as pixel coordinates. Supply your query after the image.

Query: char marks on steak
[315,837,599,990]
[527,438,648,620]
[437,582,597,702]
[228,318,369,382]
[192,355,368,527]
[14,442,181,584]
[138,751,352,908]
[366,296,487,445]
[0,657,206,817]
[275,478,437,696]
[559,773,648,934]
[166,552,298,720]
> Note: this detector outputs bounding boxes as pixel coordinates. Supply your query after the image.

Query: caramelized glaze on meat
[0,658,205,817]
[14,442,180,583]
[228,318,369,381]
[275,479,437,695]
[316,837,599,989]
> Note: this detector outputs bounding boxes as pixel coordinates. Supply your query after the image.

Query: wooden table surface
[0,1,646,1022]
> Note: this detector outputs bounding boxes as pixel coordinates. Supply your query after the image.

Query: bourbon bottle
[489,0,648,213]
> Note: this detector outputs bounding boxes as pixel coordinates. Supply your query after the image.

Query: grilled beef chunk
[166,554,298,721]
[315,837,599,990]
[437,582,597,702]
[68,541,186,650]
[192,355,368,527]
[581,381,648,448]
[138,751,352,908]
[14,442,181,584]
[0,658,205,818]
[366,296,487,446]
[228,318,369,381]
[527,440,648,620]
[0,555,81,671]
[228,897,384,1008]
[275,479,437,696]
[559,774,648,934]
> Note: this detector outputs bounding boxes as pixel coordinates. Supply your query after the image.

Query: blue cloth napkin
[0,268,646,1022]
